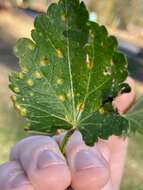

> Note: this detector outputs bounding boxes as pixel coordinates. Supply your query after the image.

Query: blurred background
[0,0,143,189]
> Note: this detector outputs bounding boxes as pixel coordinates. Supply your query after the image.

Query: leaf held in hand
[9,0,132,146]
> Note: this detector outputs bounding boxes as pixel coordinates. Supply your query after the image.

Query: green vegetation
[9,0,133,152]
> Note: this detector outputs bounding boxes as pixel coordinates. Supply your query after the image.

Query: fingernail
[37,150,65,169]
[74,150,105,171]
[11,175,30,188]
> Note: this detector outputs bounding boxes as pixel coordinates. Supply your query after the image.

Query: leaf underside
[9,0,131,146]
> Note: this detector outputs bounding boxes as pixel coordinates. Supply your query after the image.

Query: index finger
[113,77,136,114]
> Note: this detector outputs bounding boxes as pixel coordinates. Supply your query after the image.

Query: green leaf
[125,96,143,134]
[9,0,130,145]
[79,111,128,146]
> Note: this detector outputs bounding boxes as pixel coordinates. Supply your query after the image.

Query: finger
[96,140,111,163]
[107,136,128,190]
[96,141,114,190]
[113,77,136,114]
[65,131,110,190]
[0,161,34,190]
[110,77,135,189]
[94,139,123,190]
[10,136,71,190]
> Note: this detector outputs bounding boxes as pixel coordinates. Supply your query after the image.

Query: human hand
[0,77,135,190]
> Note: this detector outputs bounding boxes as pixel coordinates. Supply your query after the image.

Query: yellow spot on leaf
[87,62,93,70]
[40,58,49,66]
[14,87,20,93]
[86,54,90,63]
[110,59,114,66]
[28,42,35,50]
[35,71,43,79]
[27,79,34,87]
[56,49,63,59]
[59,95,65,102]
[61,15,66,22]
[86,54,93,70]
[77,103,85,112]
[99,107,105,114]
[20,108,27,117]
[57,78,64,85]
[30,92,34,97]
[18,72,24,79]
[22,67,28,74]
[103,67,112,76]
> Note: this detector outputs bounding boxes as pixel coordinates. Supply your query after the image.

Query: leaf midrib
[65,0,76,125]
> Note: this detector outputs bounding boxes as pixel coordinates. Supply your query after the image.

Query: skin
[0,77,136,190]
